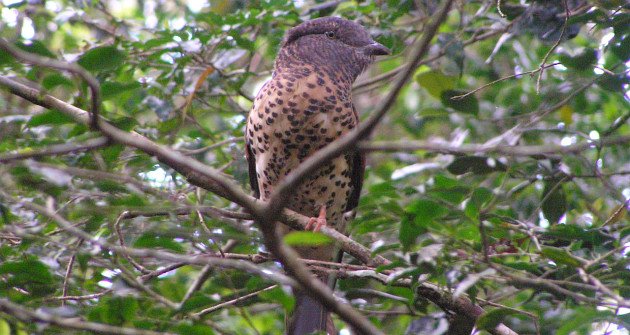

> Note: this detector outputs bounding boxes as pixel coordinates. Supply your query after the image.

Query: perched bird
[245,17,389,334]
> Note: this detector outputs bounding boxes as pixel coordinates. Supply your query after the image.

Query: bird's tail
[287,293,335,335]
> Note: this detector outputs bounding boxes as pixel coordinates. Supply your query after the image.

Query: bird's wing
[245,137,260,199]
[345,106,365,212]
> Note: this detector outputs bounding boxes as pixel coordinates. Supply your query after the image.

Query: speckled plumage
[245,17,389,335]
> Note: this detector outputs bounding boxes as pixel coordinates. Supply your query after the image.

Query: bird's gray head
[276,17,390,85]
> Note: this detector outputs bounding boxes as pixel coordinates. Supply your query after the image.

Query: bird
[245,17,389,334]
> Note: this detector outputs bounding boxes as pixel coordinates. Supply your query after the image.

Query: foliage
[0,0,629,334]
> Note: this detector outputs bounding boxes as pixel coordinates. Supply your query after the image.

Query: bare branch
[360,135,630,156]
[0,137,109,163]
[192,285,278,317]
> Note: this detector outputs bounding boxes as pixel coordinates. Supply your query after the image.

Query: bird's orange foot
[305,205,327,232]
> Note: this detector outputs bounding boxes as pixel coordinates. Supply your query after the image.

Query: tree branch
[0,137,109,163]
[359,135,630,156]
[0,298,176,335]
[0,38,101,129]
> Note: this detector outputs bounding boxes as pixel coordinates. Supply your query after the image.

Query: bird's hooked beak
[363,41,391,56]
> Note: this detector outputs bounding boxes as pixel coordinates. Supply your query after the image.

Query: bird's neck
[275,44,364,90]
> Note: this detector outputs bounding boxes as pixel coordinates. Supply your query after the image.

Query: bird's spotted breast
[246,65,357,231]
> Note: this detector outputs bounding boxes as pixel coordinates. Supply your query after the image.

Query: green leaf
[415,69,456,98]
[441,89,479,114]
[556,307,614,335]
[541,246,584,268]
[405,199,448,221]
[542,179,567,224]
[0,318,11,335]
[284,231,332,247]
[465,188,493,219]
[178,294,217,314]
[175,323,216,335]
[42,73,74,90]
[133,234,185,253]
[400,216,422,251]
[476,308,517,330]
[499,261,543,275]
[77,46,126,72]
[109,194,147,207]
[27,109,75,126]
[101,81,141,100]
[447,156,507,175]
[610,33,629,62]
[367,182,399,198]
[559,48,597,71]
[17,40,56,58]
[99,297,139,326]
[259,286,294,311]
[101,144,125,164]
[401,200,448,250]
[158,117,182,134]
[597,73,630,93]
[543,224,612,246]
[0,258,56,297]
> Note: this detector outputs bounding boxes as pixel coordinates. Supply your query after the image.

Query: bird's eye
[325,31,336,39]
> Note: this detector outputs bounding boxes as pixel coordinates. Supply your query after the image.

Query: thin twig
[536,0,570,93]
[114,211,151,274]
[192,285,277,317]
[0,137,109,163]
[451,62,561,100]
[61,239,84,306]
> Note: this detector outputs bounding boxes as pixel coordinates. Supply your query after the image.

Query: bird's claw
[305,205,327,232]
